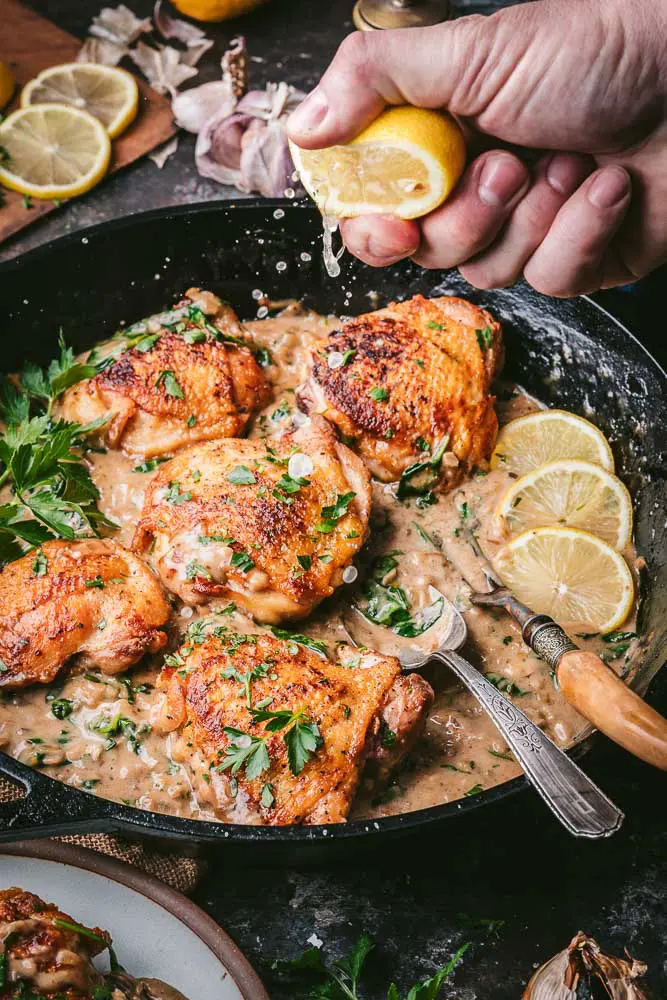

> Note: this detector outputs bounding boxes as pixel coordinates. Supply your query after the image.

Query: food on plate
[0,539,170,689]
[20,63,139,138]
[491,408,615,474]
[0,291,641,825]
[297,294,502,485]
[493,526,635,633]
[0,887,189,999]
[133,416,371,621]
[495,459,633,549]
[290,106,466,220]
[0,104,111,200]
[158,630,433,824]
[60,289,271,458]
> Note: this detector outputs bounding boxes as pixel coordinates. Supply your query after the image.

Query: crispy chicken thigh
[158,632,433,825]
[297,294,503,486]
[0,539,170,689]
[60,288,271,458]
[0,887,109,998]
[133,417,371,622]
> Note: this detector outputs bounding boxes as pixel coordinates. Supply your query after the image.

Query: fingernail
[588,168,630,209]
[478,155,526,207]
[287,88,329,136]
[546,153,583,195]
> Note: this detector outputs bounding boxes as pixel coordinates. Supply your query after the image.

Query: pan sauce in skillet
[0,307,640,824]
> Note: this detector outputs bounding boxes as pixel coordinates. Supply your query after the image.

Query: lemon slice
[21,63,139,139]
[496,460,633,550]
[0,104,111,200]
[491,409,614,475]
[290,106,466,220]
[494,526,634,633]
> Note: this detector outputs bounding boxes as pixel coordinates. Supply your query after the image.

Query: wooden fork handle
[556,649,667,771]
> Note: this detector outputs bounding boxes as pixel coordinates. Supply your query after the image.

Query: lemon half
[496,460,633,550]
[491,409,615,476]
[21,63,139,139]
[494,526,634,633]
[0,104,111,200]
[290,106,466,219]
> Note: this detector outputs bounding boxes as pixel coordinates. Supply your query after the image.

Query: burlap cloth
[0,775,205,893]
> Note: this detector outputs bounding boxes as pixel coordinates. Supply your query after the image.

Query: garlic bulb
[523,932,649,1000]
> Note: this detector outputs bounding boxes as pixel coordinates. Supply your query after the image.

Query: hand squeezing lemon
[290,106,466,219]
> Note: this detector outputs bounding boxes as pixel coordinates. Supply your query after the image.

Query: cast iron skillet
[0,200,665,856]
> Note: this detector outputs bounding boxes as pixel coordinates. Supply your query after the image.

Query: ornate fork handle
[434,649,624,838]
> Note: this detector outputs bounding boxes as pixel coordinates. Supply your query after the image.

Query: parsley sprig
[220,707,323,781]
[273,935,470,999]
[0,337,115,565]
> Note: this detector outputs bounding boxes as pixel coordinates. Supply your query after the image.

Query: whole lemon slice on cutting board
[491,409,615,475]
[171,0,267,21]
[494,526,634,633]
[21,63,139,139]
[496,459,633,550]
[0,61,16,109]
[0,104,111,200]
[290,106,466,219]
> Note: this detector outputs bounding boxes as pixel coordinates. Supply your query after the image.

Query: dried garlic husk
[129,41,198,96]
[89,4,152,45]
[77,36,127,66]
[523,932,649,1000]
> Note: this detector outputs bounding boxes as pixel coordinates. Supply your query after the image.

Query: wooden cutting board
[0,0,177,244]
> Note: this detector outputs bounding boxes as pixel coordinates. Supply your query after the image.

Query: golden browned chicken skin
[297,294,503,486]
[158,632,433,825]
[133,417,371,622]
[0,888,109,998]
[0,539,170,689]
[60,288,271,458]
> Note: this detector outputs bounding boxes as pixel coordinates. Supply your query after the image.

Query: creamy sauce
[0,311,640,824]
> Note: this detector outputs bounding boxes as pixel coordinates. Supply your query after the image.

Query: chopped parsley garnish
[370,386,388,401]
[89,713,142,753]
[270,627,328,658]
[427,320,445,330]
[165,481,192,505]
[32,549,47,576]
[185,560,212,580]
[50,698,73,720]
[133,456,169,473]
[199,533,234,545]
[297,554,312,571]
[134,333,161,353]
[379,720,397,749]
[475,326,493,350]
[187,414,197,427]
[255,347,274,367]
[397,435,450,499]
[484,673,527,697]
[465,783,484,796]
[220,707,322,781]
[315,491,356,533]
[226,464,256,485]
[273,471,310,504]
[230,550,255,573]
[85,575,104,589]
[155,369,184,398]
[412,521,437,548]
[260,782,275,807]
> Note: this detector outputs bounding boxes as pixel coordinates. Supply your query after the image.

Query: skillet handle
[522,616,667,770]
[0,751,115,842]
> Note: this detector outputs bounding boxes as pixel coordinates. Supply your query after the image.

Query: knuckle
[336,30,373,80]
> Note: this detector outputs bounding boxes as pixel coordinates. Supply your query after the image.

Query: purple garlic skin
[194,83,306,199]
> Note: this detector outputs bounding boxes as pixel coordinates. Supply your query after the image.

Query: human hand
[286,0,667,296]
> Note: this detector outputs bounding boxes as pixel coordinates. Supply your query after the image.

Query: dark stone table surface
[3,2,666,997]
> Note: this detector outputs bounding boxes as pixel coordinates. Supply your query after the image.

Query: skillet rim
[0,197,661,845]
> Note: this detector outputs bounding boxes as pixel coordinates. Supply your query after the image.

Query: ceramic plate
[0,840,268,999]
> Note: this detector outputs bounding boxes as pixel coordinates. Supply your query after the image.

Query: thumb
[286,17,492,149]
